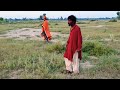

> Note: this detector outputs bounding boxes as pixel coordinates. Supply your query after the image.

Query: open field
[0,20,120,79]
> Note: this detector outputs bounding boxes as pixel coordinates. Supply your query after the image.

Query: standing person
[41,14,52,42]
[63,15,82,74]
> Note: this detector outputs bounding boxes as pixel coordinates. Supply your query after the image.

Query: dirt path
[0,28,40,40]
[0,28,68,42]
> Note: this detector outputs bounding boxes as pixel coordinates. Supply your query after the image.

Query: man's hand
[76,49,81,52]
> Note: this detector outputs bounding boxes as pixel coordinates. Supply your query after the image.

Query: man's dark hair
[43,13,46,16]
[68,15,76,23]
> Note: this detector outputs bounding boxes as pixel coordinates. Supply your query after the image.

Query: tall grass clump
[45,42,66,54]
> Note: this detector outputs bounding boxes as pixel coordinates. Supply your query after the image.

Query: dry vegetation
[0,20,120,79]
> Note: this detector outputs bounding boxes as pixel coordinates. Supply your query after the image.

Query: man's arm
[76,28,82,52]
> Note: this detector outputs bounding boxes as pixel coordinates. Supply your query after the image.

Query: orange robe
[41,20,52,40]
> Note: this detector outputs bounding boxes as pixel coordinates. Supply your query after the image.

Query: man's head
[43,13,47,20]
[68,15,76,26]
[43,13,46,16]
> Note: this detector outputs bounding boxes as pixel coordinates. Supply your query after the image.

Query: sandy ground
[0,28,41,40]
[0,28,68,43]
[90,25,105,28]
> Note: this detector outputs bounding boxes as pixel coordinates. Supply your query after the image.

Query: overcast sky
[0,11,118,19]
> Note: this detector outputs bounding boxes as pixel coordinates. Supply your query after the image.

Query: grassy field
[0,20,120,79]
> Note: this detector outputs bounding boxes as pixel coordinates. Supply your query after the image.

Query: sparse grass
[89,55,120,79]
[0,20,120,79]
[77,21,89,24]
[0,39,65,79]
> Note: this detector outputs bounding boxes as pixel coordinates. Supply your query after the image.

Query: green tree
[60,16,63,20]
[116,11,120,20]
[40,15,43,20]
[0,17,4,21]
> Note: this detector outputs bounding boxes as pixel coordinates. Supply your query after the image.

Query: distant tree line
[1,12,120,22]
[0,17,8,23]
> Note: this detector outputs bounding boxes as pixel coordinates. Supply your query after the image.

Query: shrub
[82,41,116,56]
[55,23,58,25]
[109,19,117,22]
[90,19,96,21]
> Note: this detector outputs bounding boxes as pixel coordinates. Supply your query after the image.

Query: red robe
[64,24,82,62]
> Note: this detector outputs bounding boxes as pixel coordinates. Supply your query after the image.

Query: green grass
[0,20,120,79]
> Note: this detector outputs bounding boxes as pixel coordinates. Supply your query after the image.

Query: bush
[109,19,117,22]
[90,19,96,21]
[55,23,58,25]
[82,41,116,56]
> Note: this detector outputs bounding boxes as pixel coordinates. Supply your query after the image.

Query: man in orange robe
[41,14,52,42]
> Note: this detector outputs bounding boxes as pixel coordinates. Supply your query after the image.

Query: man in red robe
[63,15,82,74]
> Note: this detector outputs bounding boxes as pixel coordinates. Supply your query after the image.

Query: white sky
[0,11,118,19]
